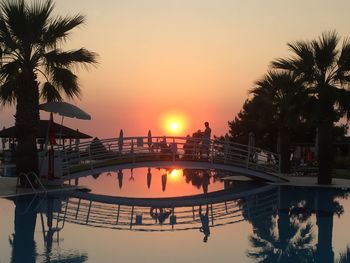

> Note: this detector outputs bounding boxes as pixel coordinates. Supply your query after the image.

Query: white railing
[54,188,278,232]
[17,172,47,193]
[55,136,280,178]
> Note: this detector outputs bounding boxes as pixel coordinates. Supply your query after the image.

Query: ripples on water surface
[1,167,350,263]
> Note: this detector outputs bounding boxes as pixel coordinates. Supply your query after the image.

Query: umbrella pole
[60,116,64,146]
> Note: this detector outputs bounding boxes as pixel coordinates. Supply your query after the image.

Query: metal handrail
[17,172,47,193]
[57,136,280,179]
[54,188,278,232]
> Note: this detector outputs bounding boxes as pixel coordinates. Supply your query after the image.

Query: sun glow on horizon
[160,111,189,135]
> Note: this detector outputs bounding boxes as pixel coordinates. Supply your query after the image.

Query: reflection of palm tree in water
[247,212,315,262]
[9,195,88,263]
[199,205,210,242]
[183,169,212,194]
[247,187,350,263]
[9,196,37,263]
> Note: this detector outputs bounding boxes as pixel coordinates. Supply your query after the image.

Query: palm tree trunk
[315,191,334,263]
[279,127,291,173]
[15,72,40,187]
[317,121,333,185]
[11,196,38,263]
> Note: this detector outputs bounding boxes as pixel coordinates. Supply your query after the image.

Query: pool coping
[0,177,83,198]
[1,175,350,198]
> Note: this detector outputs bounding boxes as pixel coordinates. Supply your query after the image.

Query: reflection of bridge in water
[52,136,285,183]
[53,184,279,232]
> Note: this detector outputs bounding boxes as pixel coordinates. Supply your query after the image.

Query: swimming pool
[1,168,350,263]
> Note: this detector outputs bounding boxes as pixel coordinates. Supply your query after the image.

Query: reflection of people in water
[202,170,210,194]
[150,207,171,224]
[199,205,210,242]
[129,168,134,181]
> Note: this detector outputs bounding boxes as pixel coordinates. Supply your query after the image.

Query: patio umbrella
[39,102,91,120]
[147,130,152,150]
[118,129,124,153]
[40,102,91,145]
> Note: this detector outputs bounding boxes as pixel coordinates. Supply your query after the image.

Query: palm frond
[43,14,85,47]
[0,0,28,43]
[312,30,339,74]
[51,67,80,99]
[0,17,17,51]
[338,246,350,263]
[334,38,350,83]
[44,48,97,69]
[26,0,54,44]
[0,79,17,106]
[0,60,20,80]
[40,81,62,102]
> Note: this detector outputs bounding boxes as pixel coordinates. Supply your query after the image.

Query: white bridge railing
[57,136,280,178]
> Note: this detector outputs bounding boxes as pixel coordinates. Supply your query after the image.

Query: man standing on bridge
[202,122,211,158]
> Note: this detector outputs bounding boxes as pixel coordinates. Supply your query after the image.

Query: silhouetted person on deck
[199,205,210,242]
[201,122,211,158]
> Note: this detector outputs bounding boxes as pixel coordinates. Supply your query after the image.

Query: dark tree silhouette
[272,31,350,184]
[0,0,97,185]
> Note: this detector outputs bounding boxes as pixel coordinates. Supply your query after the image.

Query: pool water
[1,169,350,263]
[75,167,230,198]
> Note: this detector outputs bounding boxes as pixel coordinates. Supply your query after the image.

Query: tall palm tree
[0,0,97,185]
[272,31,350,184]
[250,71,308,173]
[247,213,315,262]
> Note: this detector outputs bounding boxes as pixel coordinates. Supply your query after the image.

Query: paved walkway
[0,177,79,198]
[1,175,350,198]
[275,175,350,189]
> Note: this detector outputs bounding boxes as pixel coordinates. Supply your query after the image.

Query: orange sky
[1,0,350,138]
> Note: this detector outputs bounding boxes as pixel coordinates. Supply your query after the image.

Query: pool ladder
[17,172,47,193]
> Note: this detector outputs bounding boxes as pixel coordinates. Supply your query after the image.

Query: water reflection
[8,194,88,263]
[76,167,227,198]
[4,184,350,263]
[247,187,349,263]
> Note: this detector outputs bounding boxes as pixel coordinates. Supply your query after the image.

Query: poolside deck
[0,177,80,198]
[1,175,350,198]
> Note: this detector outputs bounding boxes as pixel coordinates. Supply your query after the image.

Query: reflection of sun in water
[167,169,182,182]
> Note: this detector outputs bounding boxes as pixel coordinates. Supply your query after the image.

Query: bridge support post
[88,147,93,171]
[172,137,175,162]
[131,140,135,163]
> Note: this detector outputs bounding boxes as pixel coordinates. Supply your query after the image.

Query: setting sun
[170,122,179,131]
[160,111,189,135]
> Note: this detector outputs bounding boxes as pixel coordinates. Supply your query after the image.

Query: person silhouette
[199,205,210,242]
[202,122,211,158]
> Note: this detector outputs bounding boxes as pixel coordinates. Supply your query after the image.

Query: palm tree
[250,71,308,173]
[272,31,350,184]
[247,213,315,262]
[0,0,97,185]
[338,247,350,263]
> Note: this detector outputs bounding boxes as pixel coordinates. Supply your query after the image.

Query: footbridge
[52,184,279,232]
[50,136,284,183]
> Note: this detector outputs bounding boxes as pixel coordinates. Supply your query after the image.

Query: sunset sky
[1,0,350,138]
